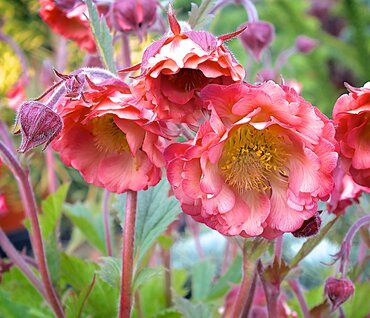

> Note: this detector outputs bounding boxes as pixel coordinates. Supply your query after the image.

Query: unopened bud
[295,36,319,54]
[292,213,321,237]
[239,21,275,61]
[324,277,355,310]
[15,101,63,153]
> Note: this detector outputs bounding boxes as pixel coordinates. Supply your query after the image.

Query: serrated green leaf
[133,267,163,292]
[0,290,35,318]
[61,254,118,317]
[116,178,181,266]
[290,216,339,268]
[188,0,216,29]
[97,256,121,289]
[192,259,216,301]
[40,183,69,239]
[174,295,212,318]
[0,267,53,317]
[207,255,242,300]
[85,0,116,73]
[64,202,106,254]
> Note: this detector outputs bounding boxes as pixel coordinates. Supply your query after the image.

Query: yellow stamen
[91,115,129,153]
[219,125,287,193]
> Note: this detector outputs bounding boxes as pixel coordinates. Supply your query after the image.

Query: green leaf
[0,290,34,318]
[117,178,181,266]
[97,257,121,289]
[40,183,69,239]
[157,235,174,250]
[64,202,106,254]
[188,0,216,29]
[191,259,216,301]
[45,235,61,287]
[173,295,212,318]
[343,282,370,318]
[0,267,53,317]
[154,308,182,318]
[133,267,163,292]
[61,254,118,317]
[290,216,339,268]
[85,0,116,73]
[207,255,242,300]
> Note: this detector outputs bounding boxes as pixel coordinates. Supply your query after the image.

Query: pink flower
[6,77,27,111]
[165,81,337,238]
[128,6,245,124]
[333,82,370,187]
[112,0,157,39]
[39,0,97,53]
[295,36,319,54]
[52,78,166,193]
[239,21,275,61]
[327,159,370,215]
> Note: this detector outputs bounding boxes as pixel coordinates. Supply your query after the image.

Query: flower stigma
[91,115,129,153]
[219,125,287,193]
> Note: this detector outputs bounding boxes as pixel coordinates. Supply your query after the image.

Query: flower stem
[45,146,57,193]
[122,34,131,69]
[0,228,47,299]
[274,234,283,264]
[340,214,370,276]
[231,241,256,318]
[119,190,138,318]
[103,190,113,257]
[288,279,310,318]
[0,141,65,318]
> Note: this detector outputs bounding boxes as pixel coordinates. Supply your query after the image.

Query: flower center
[167,68,208,92]
[91,116,129,153]
[219,125,287,193]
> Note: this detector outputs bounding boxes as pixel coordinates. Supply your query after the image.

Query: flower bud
[113,0,157,39]
[295,36,319,54]
[292,213,321,237]
[239,21,275,61]
[324,277,355,310]
[15,101,63,153]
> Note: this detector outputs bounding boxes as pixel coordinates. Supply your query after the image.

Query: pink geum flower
[128,5,245,125]
[112,0,157,40]
[39,0,97,53]
[165,81,337,238]
[327,159,370,215]
[52,77,166,193]
[333,82,370,187]
[239,21,275,61]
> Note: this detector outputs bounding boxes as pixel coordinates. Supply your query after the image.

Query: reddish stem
[231,242,256,318]
[119,190,138,318]
[0,141,65,318]
[274,235,283,264]
[288,279,310,318]
[103,190,113,257]
[45,146,57,193]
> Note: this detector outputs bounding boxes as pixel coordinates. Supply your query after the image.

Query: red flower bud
[324,277,355,310]
[15,101,63,153]
[239,21,275,61]
[295,36,318,54]
[292,213,321,237]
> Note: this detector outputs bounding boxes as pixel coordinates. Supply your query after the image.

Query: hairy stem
[119,190,138,318]
[289,279,310,318]
[0,141,65,318]
[103,190,113,257]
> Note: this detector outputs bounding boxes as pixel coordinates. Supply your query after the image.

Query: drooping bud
[15,101,63,153]
[239,21,275,61]
[112,0,157,39]
[324,277,355,310]
[295,36,319,54]
[292,213,321,237]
